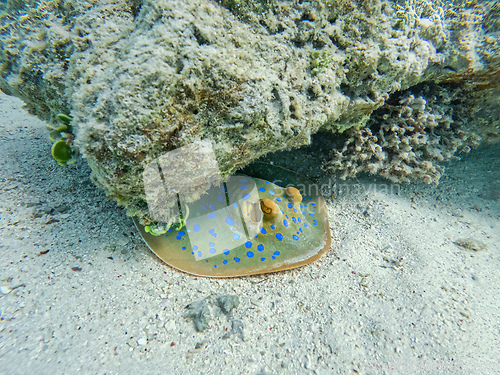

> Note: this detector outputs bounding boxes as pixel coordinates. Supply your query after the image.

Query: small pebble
[53,204,70,213]
[0,286,12,295]
[164,320,176,331]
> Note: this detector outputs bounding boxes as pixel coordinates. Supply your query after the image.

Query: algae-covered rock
[1,0,499,224]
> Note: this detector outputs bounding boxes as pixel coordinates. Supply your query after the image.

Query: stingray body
[134,176,331,277]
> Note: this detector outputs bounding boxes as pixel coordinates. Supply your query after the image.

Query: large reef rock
[1,0,499,224]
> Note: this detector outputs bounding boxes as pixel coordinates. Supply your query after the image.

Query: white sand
[0,92,499,374]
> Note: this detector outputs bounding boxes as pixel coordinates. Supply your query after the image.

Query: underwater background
[0,1,499,374]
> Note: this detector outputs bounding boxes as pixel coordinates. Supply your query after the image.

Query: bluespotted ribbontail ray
[134,175,331,277]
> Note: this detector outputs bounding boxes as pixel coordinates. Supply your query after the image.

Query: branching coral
[326,88,481,184]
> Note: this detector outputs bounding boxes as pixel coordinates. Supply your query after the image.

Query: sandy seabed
[0,92,499,374]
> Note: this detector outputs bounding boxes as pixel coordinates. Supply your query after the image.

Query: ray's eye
[285,186,302,205]
[260,198,279,219]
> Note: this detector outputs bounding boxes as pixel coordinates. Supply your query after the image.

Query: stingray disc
[134,176,331,277]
